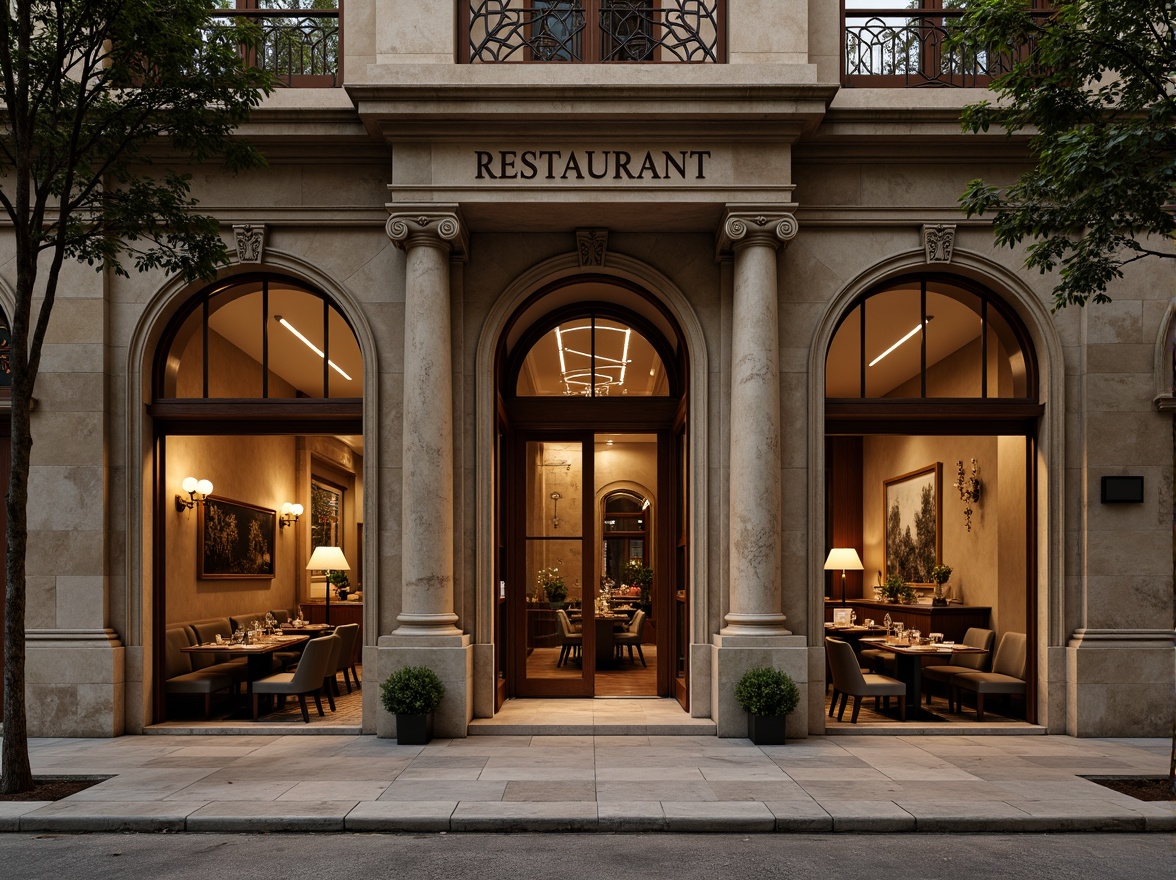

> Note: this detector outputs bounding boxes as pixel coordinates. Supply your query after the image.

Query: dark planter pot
[548,600,567,610]
[396,712,434,745]
[747,713,788,745]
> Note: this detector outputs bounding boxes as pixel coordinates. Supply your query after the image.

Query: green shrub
[734,667,800,718]
[380,666,445,715]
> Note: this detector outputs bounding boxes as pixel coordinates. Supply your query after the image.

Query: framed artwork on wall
[311,477,343,550]
[198,497,276,579]
[883,463,941,585]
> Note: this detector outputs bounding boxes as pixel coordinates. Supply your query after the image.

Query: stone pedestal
[373,635,473,739]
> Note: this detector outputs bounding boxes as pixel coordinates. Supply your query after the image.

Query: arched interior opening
[493,277,689,706]
[149,273,364,727]
[824,274,1043,728]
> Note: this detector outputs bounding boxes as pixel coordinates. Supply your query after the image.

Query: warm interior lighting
[275,315,353,382]
[868,316,933,367]
[555,323,632,395]
[306,545,351,625]
[279,501,304,529]
[176,476,213,512]
[824,547,864,605]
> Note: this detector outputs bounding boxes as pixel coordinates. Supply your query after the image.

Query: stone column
[718,210,797,636]
[386,209,467,638]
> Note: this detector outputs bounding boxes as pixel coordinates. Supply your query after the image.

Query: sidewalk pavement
[0,733,1170,834]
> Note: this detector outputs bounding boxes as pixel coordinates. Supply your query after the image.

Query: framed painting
[198,497,276,579]
[883,463,941,585]
[311,477,343,550]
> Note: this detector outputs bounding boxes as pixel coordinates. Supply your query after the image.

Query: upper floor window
[464,1,722,63]
[213,0,340,87]
[826,276,1034,400]
[842,1,1053,88]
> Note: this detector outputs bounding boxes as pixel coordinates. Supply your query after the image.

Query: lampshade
[823,548,863,571]
[306,546,350,572]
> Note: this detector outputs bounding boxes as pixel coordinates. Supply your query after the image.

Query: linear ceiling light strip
[275,315,353,381]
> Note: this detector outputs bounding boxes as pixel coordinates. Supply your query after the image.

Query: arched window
[512,310,673,398]
[154,273,361,400]
[826,276,1034,401]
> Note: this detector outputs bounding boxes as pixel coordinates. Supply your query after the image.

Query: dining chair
[613,609,647,667]
[922,627,995,710]
[331,623,360,693]
[555,609,582,667]
[951,631,1027,721]
[825,637,906,723]
[251,635,336,722]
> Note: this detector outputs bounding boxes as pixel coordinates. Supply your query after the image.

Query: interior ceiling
[826,288,985,397]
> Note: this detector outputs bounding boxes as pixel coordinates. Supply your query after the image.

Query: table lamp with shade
[306,545,350,626]
[823,547,863,605]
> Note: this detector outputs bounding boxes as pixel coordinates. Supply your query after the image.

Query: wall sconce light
[279,502,304,529]
[954,459,982,531]
[175,476,213,512]
[550,492,561,530]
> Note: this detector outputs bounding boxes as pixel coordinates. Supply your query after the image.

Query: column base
[710,633,808,738]
[1066,629,1173,736]
[393,611,463,639]
[373,635,473,738]
[720,612,792,637]
[26,629,125,737]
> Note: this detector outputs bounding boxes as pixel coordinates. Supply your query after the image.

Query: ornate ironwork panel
[843,9,1045,88]
[211,3,339,87]
[468,1,720,63]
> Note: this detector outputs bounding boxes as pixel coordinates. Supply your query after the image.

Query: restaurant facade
[3,1,1172,739]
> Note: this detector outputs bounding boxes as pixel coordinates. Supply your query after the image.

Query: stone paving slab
[3,733,1168,834]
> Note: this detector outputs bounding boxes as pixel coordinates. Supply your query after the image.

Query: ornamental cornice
[386,207,468,258]
[716,209,798,256]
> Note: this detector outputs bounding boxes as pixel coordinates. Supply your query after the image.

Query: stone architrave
[922,223,956,263]
[386,208,468,637]
[233,223,265,264]
[717,210,797,636]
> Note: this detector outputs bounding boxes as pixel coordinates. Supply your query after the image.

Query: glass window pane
[864,286,923,397]
[525,440,583,537]
[826,304,862,398]
[986,306,1028,398]
[515,314,668,396]
[268,286,329,397]
[206,283,264,398]
[525,538,584,681]
[328,305,363,398]
[924,284,983,397]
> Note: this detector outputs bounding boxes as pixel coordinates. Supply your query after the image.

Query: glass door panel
[515,437,593,695]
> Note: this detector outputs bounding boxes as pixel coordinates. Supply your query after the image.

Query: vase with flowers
[930,563,953,606]
[538,566,567,608]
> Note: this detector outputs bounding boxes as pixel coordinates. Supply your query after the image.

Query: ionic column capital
[716,209,798,256]
[386,206,468,258]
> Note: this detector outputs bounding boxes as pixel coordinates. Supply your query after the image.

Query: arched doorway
[495,277,689,705]
[823,273,1043,725]
[148,272,364,723]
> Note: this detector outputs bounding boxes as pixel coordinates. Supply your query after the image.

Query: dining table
[858,637,986,718]
[183,634,309,715]
[279,622,334,636]
[593,615,631,670]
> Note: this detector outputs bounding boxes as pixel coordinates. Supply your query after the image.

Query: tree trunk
[1,377,34,793]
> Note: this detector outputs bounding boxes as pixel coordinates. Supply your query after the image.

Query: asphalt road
[0,832,1168,880]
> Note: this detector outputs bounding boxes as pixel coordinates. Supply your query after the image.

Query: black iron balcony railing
[211,4,340,87]
[843,8,1048,88]
[464,1,723,63]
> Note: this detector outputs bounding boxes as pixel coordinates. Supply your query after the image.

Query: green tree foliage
[949,0,1175,308]
[0,0,273,793]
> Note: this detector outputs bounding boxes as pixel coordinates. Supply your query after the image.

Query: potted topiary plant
[734,667,800,745]
[380,665,445,745]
